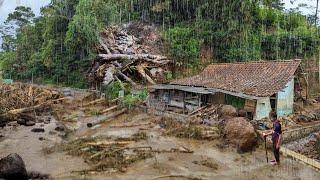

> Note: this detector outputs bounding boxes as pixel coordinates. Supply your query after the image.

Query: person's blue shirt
[272,121,282,142]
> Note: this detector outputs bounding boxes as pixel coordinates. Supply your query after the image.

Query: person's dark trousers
[272,140,280,163]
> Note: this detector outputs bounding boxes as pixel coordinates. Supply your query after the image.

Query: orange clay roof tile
[171,60,301,97]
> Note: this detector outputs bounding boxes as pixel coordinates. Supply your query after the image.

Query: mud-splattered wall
[277,79,294,118]
[255,97,272,120]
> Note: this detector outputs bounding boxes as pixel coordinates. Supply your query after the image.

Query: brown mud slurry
[1,112,320,180]
[0,116,89,179]
[0,89,320,179]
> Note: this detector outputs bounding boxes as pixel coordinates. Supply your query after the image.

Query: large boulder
[224,117,257,152]
[0,153,28,180]
[220,105,238,117]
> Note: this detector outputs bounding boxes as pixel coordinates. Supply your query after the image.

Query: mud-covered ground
[1,88,320,180]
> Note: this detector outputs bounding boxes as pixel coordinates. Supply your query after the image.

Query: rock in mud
[220,105,237,118]
[0,134,4,141]
[25,121,36,126]
[0,153,28,180]
[44,117,51,124]
[6,121,18,127]
[62,88,72,97]
[296,114,313,122]
[17,118,36,126]
[224,117,257,152]
[0,122,6,128]
[49,131,57,135]
[17,119,26,125]
[31,128,45,133]
[55,123,66,132]
[28,171,49,180]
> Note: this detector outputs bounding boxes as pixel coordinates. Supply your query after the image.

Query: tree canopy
[0,0,319,87]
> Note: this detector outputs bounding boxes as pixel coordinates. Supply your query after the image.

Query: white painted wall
[255,97,272,120]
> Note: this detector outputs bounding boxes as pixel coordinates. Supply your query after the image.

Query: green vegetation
[162,26,201,71]
[0,0,319,87]
[104,81,148,107]
[122,89,148,107]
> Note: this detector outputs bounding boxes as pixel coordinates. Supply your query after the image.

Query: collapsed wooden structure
[148,60,302,120]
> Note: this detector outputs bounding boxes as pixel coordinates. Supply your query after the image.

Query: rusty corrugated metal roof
[171,60,301,97]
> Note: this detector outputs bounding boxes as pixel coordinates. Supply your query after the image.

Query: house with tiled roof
[148,60,302,120]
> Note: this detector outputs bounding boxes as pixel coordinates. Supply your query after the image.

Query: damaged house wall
[255,97,272,120]
[277,78,294,118]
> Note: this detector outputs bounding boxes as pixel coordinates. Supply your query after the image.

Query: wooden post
[183,91,186,114]
[198,94,202,107]
[318,49,320,85]
[167,90,171,111]
[306,73,309,100]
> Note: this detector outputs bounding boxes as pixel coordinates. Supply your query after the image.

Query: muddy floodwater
[1,110,320,179]
[0,86,320,179]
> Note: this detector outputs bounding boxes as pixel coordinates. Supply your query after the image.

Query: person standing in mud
[263,112,282,165]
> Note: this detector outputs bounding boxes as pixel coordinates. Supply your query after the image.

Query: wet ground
[0,116,89,179]
[1,89,320,179]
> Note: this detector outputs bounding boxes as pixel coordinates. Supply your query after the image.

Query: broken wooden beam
[98,54,170,65]
[137,65,156,85]
[87,108,127,128]
[117,72,137,86]
[100,105,118,114]
[83,98,105,107]
[8,104,46,115]
[109,122,152,128]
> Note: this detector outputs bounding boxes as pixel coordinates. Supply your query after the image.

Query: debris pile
[88,25,171,87]
[63,135,153,173]
[158,117,220,140]
[0,83,61,113]
[293,110,320,123]
[0,83,63,125]
[190,104,221,121]
[192,159,219,170]
[257,109,320,130]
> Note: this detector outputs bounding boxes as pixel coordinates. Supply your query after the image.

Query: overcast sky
[0,0,50,25]
[283,0,317,15]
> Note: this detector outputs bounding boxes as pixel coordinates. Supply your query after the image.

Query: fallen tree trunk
[98,54,170,65]
[109,122,152,128]
[8,104,45,115]
[137,65,156,84]
[100,105,118,114]
[1,97,67,124]
[83,98,105,107]
[117,72,137,86]
[103,65,116,85]
[98,38,111,54]
[87,108,127,128]
[150,175,200,180]
[87,140,134,147]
